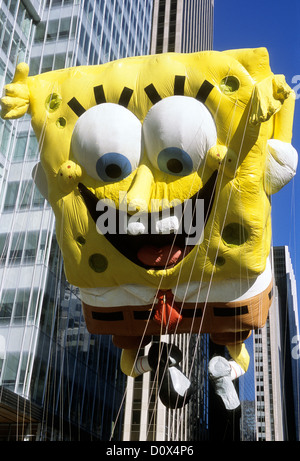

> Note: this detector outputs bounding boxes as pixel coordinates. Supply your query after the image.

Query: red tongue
[137,245,182,267]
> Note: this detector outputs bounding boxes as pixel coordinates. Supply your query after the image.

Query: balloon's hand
[250,74,291,125]
[1,63,30,119]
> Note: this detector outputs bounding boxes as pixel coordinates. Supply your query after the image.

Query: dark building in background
[270,246,299,440]
[240,246,299,441]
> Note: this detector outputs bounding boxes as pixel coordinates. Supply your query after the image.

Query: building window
[32,186,45,208]
[27,134,39,160]
[29,56,40,75]
[8,232,25,265]
[20,9,31,41]
[9,33,21,66]
[46,19,59,41]
[37,231,47,264]
[9,0,18,16]
[0,289,15,323]
[3,179,45,212]
[12,133,27,162]
[54,53,66,70]
[3,181,18,211]
[168,0,177,52]
[58,17,71,40]
[34,21,46,43]
[13,288,30,323]
[42,55,54,73]
[28,289,39,322]
[1,351,20,388]
[130,374,143,441]
[156,0,166,53]
[2,22,12,55]
[0,234,9,265]
[23,231,39,264]
[19,180,33,209]
[1,229,48,267]
[0,121,12,159]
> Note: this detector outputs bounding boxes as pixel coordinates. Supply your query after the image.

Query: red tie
[153,290,182,332]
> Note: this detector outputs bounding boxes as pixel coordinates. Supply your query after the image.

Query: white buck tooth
[155,215,180,234]
[127,221,146,235]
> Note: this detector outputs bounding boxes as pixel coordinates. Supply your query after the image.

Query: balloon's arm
[249,74,291,126]
[0,63,30,120]
[273,86,296,143]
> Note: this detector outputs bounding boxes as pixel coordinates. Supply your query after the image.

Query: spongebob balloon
[1,48,297,409]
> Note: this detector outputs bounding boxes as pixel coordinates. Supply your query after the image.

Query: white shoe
[208,356,240,410]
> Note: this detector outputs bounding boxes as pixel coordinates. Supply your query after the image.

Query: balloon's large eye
[96,152,132,182]
[157,147,193,176]
[142,96,217,176]
[71,103,142,182]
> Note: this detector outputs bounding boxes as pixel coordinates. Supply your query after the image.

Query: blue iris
[157,147,193,176]
[96,152,132,182]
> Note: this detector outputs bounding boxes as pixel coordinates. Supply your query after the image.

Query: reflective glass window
[47,19,59,41]
[3,181,18,211]
[23,231,39,263]
[54,53,66,70]
[9,232,25,264]
[32,186,45,208]
[12,133,27,162]
[19,180,33,209]
[13,288,30,323]
[0,234,9,265]
[59,17,71,40]
[35,22,46,43]
[41,55,54,73]
[0,289,14,322]
[0,122,12,158]
[26,133,39,160]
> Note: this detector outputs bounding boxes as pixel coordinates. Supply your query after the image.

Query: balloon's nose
[126,164,154,212]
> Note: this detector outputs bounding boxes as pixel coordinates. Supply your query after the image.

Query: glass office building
[0,0,153,440]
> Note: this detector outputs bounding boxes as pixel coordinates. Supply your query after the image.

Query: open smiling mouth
[78,170,218,270]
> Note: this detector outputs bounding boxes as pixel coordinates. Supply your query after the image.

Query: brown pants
[82,282,273,349]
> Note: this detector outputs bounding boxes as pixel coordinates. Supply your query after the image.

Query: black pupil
[105,163,122,178]
[167,158,183,174]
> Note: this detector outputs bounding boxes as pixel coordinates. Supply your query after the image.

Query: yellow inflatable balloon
[1,48,297,407]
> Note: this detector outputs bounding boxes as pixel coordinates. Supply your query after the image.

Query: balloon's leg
[208,342,250,411]
[120,348,150,378]
[227,342,250,377]
[120,342,193,409]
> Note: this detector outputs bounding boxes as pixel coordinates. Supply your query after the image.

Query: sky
[213,0,300,302]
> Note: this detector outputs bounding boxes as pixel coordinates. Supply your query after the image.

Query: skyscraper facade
[240,246,299,441]
[269,246,299,440]
[150,0,213,54]
[0,0,153,441]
